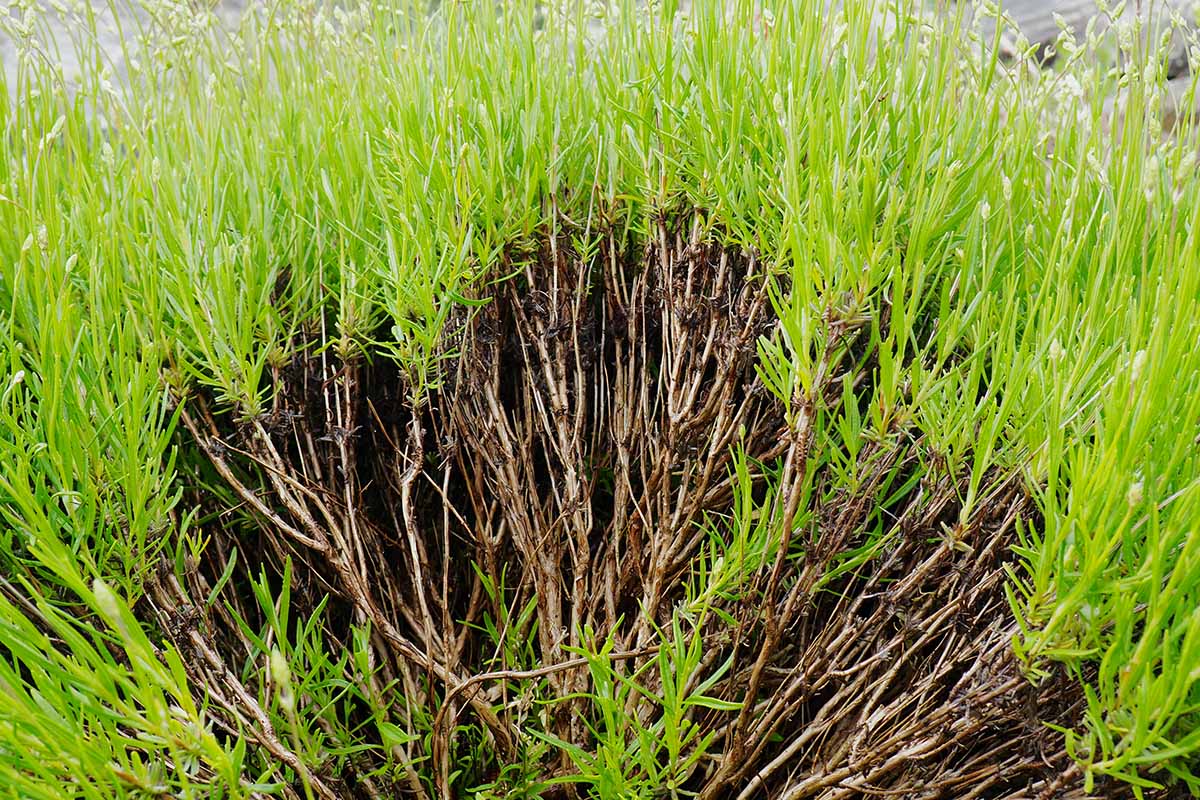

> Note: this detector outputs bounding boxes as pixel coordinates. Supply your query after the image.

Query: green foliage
[0,546,251,797]
[531,618,737,799]
[1,0,1199,795]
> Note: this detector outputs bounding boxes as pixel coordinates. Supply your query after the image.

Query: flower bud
[270,649,296,712]
[92,579,123,626]
[1131,349,1147,383]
